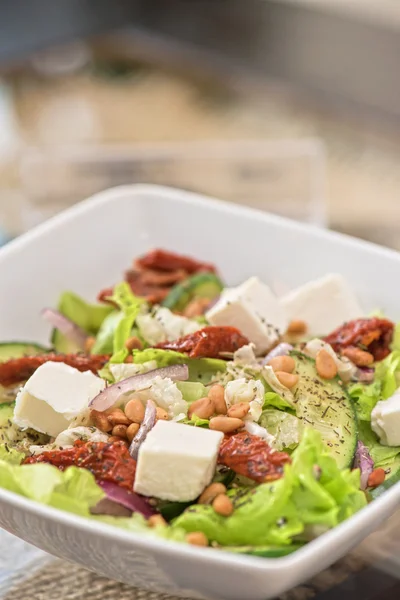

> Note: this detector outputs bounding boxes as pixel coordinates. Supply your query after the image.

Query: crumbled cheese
[137,306,200,346]
[134,376,188,419]
[224,378,265,422]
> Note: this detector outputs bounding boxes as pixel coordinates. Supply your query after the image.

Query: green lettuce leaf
[263,391,295,413]
[348,381,381,421]
[349,349,400,421]
[172,428,366,546]
[0,444,24,465]
[173,468,302,546]
[57,291,113,334]
[260,409,302,450]
[133,348,227,384]
[0,461,104,516]
[176,381,208,403]
[375,350,400,400]
[180,415,210,428]
[291,428,366,526]
[109,283,146,364]
[358,420,400,467]
[91,310,123,355]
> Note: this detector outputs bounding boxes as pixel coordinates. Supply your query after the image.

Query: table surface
[0,525,399,600]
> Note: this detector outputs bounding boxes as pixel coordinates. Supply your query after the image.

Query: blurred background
[1,2,400,596]
[0,0,400,249]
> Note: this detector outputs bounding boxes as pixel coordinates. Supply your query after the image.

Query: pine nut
[84,336,96,354]
[199,482,227,504]
[124,336,143,351]
[212,494,234,516]
[287,320,307,335]
[124,399,145,424]
[269,355,295,373]
[208,384,227,414]
[316,349,338,379]
[126,422,140,442]
[342,347,374,367]
[108,436,128,445]
[227,402,250,419]
[112,424,128,438]
[209,416,244,433]
[107,408,131,426]
[156,407,169,421]
[367,468,386,488]
[148,515,167,528]
[90,410,113,432]
[188,397,215,420]
[186,531,208,546]
[183,298,211,318]
[275,371,299,389]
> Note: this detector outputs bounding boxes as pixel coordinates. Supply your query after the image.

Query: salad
[0,247,399,558]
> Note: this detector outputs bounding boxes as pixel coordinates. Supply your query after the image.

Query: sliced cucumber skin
[292,351,358,469]
[0,342,49,362]
[162,273,223,312]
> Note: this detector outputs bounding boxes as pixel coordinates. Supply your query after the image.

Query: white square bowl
[0,184,399,600]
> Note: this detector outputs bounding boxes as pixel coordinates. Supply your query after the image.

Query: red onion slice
[262,343,293,365]
[42,307,88,350]
[353,367,375,384]
[93,481,156,518]
[353,440,374,490]
[129,399,157,460]
[90,364,189,412]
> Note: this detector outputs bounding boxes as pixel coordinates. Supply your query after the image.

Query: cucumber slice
[162,273,223,312]
[292,351,357,469]
[0,342,49,362]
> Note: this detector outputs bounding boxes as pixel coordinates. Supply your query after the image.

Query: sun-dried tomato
[156,326,249,358]
[218,431,291,483]
[135,249,216,274]
[323,317,394,361]
[23,440,136,491]
[97,249,217,306]
[0,353,110,387]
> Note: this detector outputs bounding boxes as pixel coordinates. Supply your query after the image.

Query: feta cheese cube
[133,420,223,501]
[206,276,288,354]
[371,392,400,446]
[14,362,105,437]
[282,274,363,336]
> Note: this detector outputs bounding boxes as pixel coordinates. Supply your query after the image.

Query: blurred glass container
[18,139,326,231]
